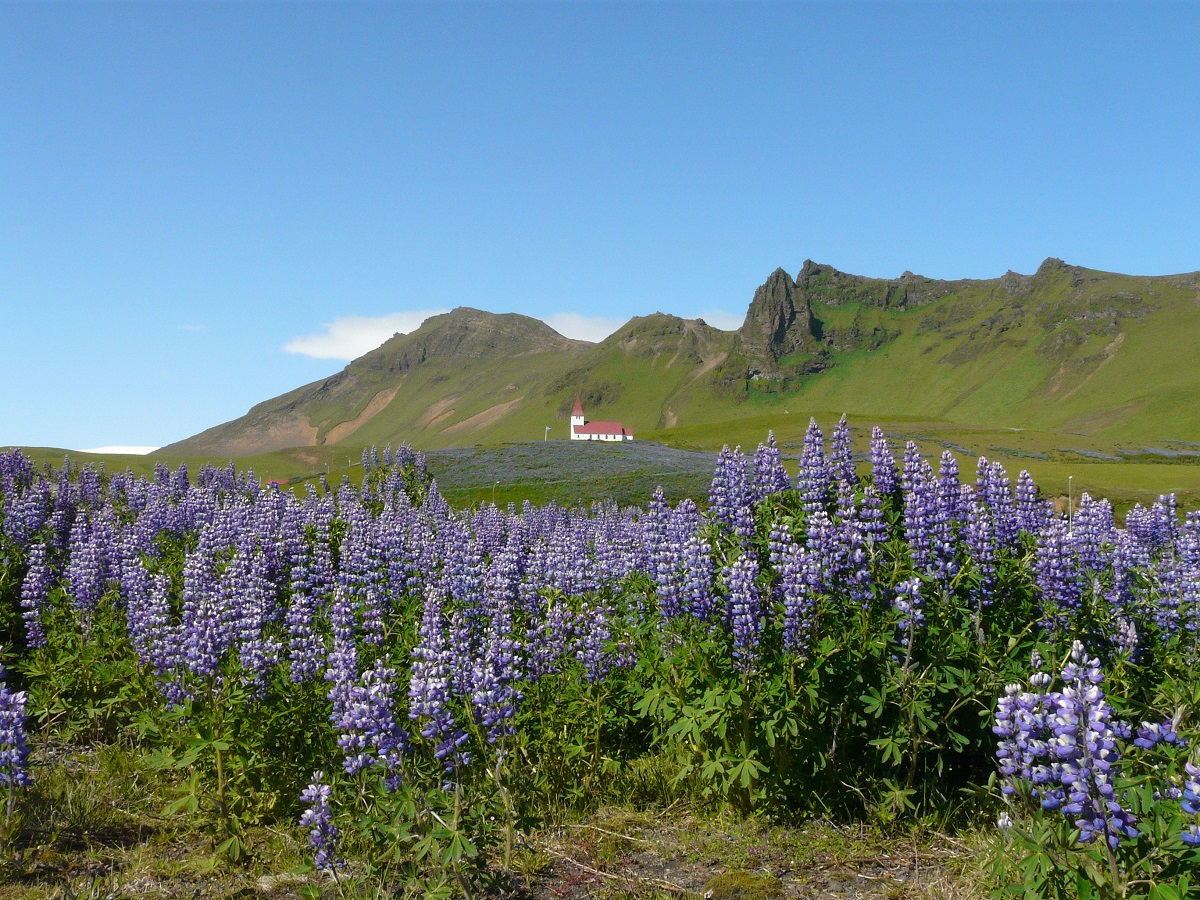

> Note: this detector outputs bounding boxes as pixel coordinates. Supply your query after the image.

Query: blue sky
[2,1,1198,451]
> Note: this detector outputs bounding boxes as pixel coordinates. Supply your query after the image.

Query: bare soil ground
[1,806,988,900]
[514,807,986,900]
[0,742,988,900]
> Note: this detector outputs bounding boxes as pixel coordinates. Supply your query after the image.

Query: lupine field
[3,418,1200,898]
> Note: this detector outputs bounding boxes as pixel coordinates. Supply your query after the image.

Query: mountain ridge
[162,258,1200,456]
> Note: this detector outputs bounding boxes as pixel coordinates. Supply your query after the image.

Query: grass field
[644,413,1200,515]
[14,414,1200,518]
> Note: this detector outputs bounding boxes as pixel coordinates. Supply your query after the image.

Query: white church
[570,395,634,442]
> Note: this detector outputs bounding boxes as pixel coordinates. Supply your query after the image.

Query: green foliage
[19,591,150,744]
[704,869,785,899]
[7,446,1200,898]
[985,640,1200,899]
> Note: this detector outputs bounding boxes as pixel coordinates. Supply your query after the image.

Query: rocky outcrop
[795,259,963,310]
[737,268,821,363]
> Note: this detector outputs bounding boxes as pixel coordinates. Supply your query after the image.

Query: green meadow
[16,411,1200,518]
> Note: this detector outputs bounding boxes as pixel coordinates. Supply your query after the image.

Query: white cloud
[542,313,626,343]
[695,309,744,332]
[284,310,448,361]
[179,324,207,333]
[79,446,159,455]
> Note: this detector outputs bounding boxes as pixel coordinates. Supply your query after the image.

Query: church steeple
[570,395,585,439]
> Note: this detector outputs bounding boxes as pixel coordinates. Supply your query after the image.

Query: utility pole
[492,480,499,505]
[1068,475,1073,534]
[544,426,551,441]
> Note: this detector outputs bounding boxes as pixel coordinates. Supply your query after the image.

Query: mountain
[162,258,1200,456]
[163,309,586,456]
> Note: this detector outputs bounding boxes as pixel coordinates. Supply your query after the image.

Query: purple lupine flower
[482,533,523,617]
[1074,494,1115,574]
[936,451,964,527]
[752,431,791,501]
[1183,562,1200,635]
[524,593,573,681]
[379,505,420,599]
[681,533,715,621]
[1106,530,1140,616]
[76,464,103,509]
[334,658,409,785]
[806,508,844,585]
[835,476,856,524]
[3,475,50,546]
[1180,512,1200,568]
[328,585,359,668]
[1132,720,1181,751]
[965,501,997,604]
[1054,642,1139,847]
[667,498,700,549]
[709,446,754,541]
[19,541,52,648]
[893,577,924,663]
[299,773,341,870]
[797,419,830,516]
[179,533,234,682]
[47,469,76,552]
[409,588,468,770]
[767,519,793,570]
[643,488,679,617]
[804,509,845,595]
[1015,470,1049,535]
[904,459,936,576]
[830,414,857,488]
[724,553,762,669]
[1035,520,1081,630]
[573,599,632,683]
[779,543,820,655]
[1153,494,1179,548]
[1153,554,1185,636]
[993,651,1056,801]
[836,483,873,608]
[0,660,31,790]
[66,513,110,610]
[652,498,702,617]
[1182,763,1200,845]
[994,643,1138,848]
[901,441,922,494]
[927,454,959,588]
[440,521,486,614]
[338,507,385,645]
[324,626,359,751]
[285,559,324,684]
[471,504,509,560]
[124,556,173,670]
[471,577,522,743]
[0,452,34,525]
[1112,615,1139,659]
[224,536,281,689]
[869,427,898,497]
[977,459,1018,550]
[858,485,886,546]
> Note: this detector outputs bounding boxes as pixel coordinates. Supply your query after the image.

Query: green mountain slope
[163,258,1200,456]
[771,259,1200,441]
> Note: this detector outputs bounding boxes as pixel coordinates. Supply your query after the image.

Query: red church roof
[574,421,631,436]
[572,394,584,416]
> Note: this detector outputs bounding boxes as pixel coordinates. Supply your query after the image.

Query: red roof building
[569,395,633,442]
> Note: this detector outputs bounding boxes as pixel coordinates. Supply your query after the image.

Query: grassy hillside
[767,260,1200,442]
[78,257,1200,510]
